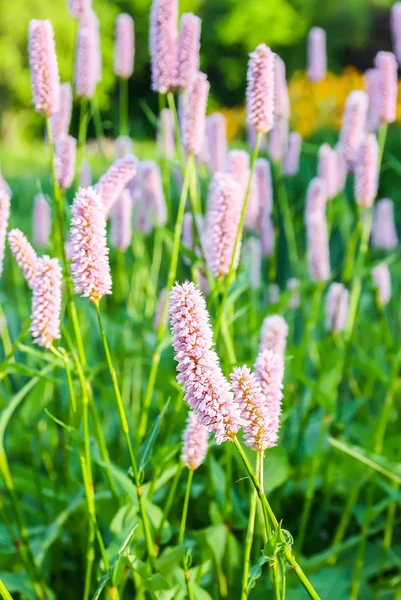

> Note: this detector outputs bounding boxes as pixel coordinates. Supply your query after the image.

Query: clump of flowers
[181,412,209,470]
[30,256,62,348]
[8,229,37,289]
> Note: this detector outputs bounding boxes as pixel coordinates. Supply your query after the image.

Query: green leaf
[138,397,171,474]
[262,447,291,493]
[328,437,401,484]
[246,554,269,594]
[262,522,282,560]
[156,545,185,575]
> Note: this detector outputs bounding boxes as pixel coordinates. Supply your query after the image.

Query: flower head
[55,135,77,190]
[372,198,398,250]
[246,44,275,134]
[114,14,135,79]
[0,191,10,278]
[115,135,133,159]
[205,173,243,278]
[50,82,72,142]
[8,229,37,289]
[67,0,92,19]
[140,160,168,227]
[110,190,132,251]
[70,187,112,302]
[30,256,62,348]
[317,144,337,200]
[391,2,401,64]
[260,315,288,356]
[274,56,290,118]
[354,133,379,209]
[33,193,51,249]
[307,27,326,83]
[169,281,243,444]
[231,366,276,451]
[306,214,330,283]
[374,51,398,124]
[95,154,138,216]
[206,113,227,174]
[157,108,175,160]
[28,20,60,117]
[75,17,98,99]
[305,177,327,220]
[269,117,288,163]
[182,72,210,156]
[287,277,300,310]
[339,91,368,170]
[181,412,209,470]
[326,282,349,334]
[372,263,391,306]
[365,69,381,133]
[176,13,201,89]
[283,132,302,176]
[254,349,284,439]
[150,0,178,93]
[0,170,11,198]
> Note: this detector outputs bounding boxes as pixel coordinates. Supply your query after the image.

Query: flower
[30,256,62,348]
[307,27,327,83]
[259,315,288,356]
[28,20,60,117]
[50,82,72,142]
[306,214,330,283]
[325,282,349,333]
[33,194,51,249]
[55,135,77,190]
[365,69,381,133]
[231,366,276,451]
[67,0,92,19]
[95,154,138,216]
[157,108,175,160]
[287,277,300,310]
[339,91,368,169]
[354,133,379,209]
[115,135,133,159]
[0,191,10,278]
[140,161,168,228]
[254,348,285,440]
[372,263,391,306]
[70,187,112,302]
[305,177,327,219]
[75,18,98,99]
[204,173,243,278]
[181,412,209,470]
[269,117,288,163]
[317,144,337,200]
[8,229,37,289]
[0,170,11,198]
[150,0,178,93]
[391,2,401,64]
[114,14,135,79]
[110,190,132,251]
[226,150,259,229]
[283,132,302,176]
[371,199,398,250]
[169,281,243,444]
[206,113,227,174]
[176,13,201,89]
[246,44,275,134]
[374,51,398,124]
[182,72,210,156]
[79,161,92,188]
[274,56,290,119]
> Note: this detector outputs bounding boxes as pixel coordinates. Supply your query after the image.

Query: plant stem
[0,579,13,600]
[241,455,258,600]
[273,161,299,276]
[232,437,322,600]
[166,91,185,165]
[156,464,184,544]
[119,77,129,136]
[179,468,193,545]
[138,155,194,441]
[214,133,262,343]
[94,301,156,568]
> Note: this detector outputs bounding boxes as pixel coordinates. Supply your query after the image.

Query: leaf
[262,522,282,560]
[0,572,36,600]
[328,437,401,484]
[138,397,171,473]
[44,409,77,434]
[156,545,185,575]
[246,554,269,594]
[262,447,291,493]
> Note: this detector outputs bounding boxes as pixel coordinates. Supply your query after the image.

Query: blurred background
[0,0,399,150]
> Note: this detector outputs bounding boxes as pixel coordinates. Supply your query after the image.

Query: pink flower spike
[254,348,285,440]
[334,144,347,194]
[79,161,92,188]
[169,281,243,444]
[70,187,112,303]
[181,411,209,470]
[372,263,391,306]
[260,215,275,258]
[317,144,337,200]
[0,192,11,278]
[374,51,398,124]
[28,20,60,117]
[269,118,288,164]
[50,82,72,142]
[247,44,275,134]
[176,13,201,90]
[287,277,300,310]
[306,214,330,283]
[307,27,327,83]
[206,113,227,174]
[114,14,135,79]
[8,229,37,289]
[95,154,138,216]
[259,315,288,356]
[157,108,175,160]
[75,18,98,99]
[283,132,302,176]
[391,2,401,64]
[67,0,92,19]
[274,56,290,119]
[205,173,243,278]
[371,198,398,250]
[33,193,51,249]
[231,365,277,452]
[339,91,368,170]
[150,0,178,93]
[55,135,77,190]
[255,158,273,216]
[140,161,168,227]
[326,282,349,334]
[354,133,379,209]
[365,69,381,133]
[305,177,327,220]
[242,237,262,290]
[182,72,210,156]
[110,190,132,252]
[30,256,62,349]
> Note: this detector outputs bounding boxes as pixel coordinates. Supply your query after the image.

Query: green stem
[156,464,184,544]
[138,155,194,441]
[166,91,185,166]
[119,77,129,136]
[232,438,321,600]
[179,469,194,545]
[94,301,156,568]
[0,579,13,600]
[241,466,258,600]
[214,133,262,343]
[273,161,299,276]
